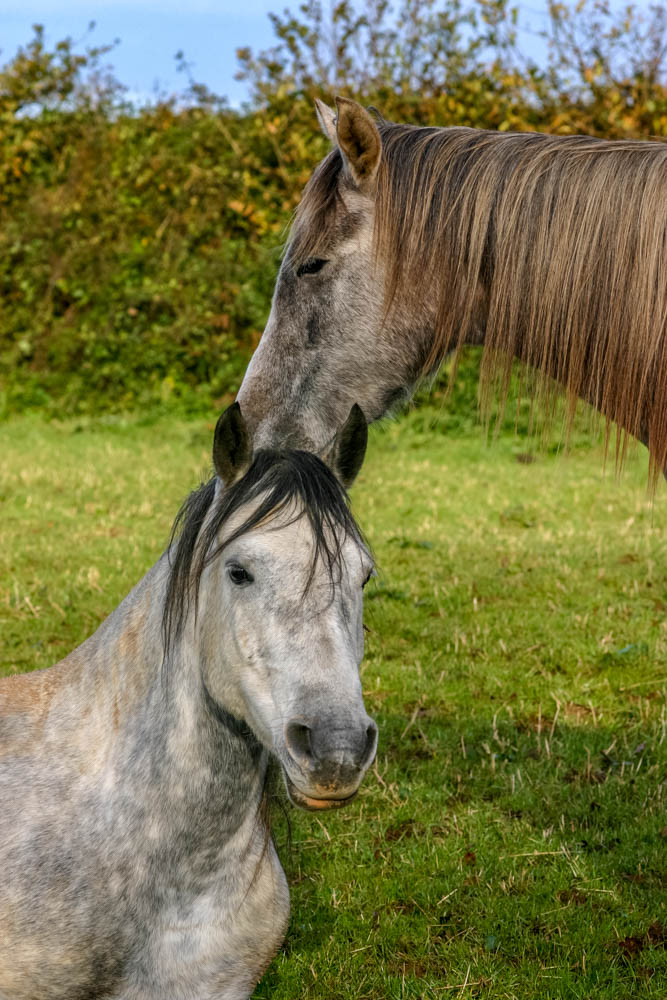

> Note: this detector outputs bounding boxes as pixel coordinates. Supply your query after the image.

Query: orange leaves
[210,314,230,330]
[227,199,271,233]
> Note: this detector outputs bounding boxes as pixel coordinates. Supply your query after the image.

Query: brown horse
[237,98,667,484]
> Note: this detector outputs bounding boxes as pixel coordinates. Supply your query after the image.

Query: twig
[501,850,564,859]
[401,696,425,739]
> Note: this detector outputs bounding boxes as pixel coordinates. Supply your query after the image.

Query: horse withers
[0,403,377,1000]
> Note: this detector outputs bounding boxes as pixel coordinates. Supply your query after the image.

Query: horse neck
[52,555,268,844]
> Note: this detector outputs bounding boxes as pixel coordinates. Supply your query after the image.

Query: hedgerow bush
[1,3,666,416]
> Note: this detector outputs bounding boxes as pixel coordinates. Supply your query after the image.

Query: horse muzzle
[281,715,378,811]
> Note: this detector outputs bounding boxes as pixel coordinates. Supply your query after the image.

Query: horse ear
[213,403,253,487]
[315,98,337,145]
[334,97,381,192]
[329,404,368,489]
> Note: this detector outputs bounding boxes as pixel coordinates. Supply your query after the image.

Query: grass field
[1,409,665,999]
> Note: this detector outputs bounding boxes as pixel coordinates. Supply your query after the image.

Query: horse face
[237,200,385,454]
[237,100,430,455]
[199,505,377,811]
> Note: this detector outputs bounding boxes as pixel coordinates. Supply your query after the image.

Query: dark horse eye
[228,564,253,586]
[296,258,327,278]
[362,571,373,589]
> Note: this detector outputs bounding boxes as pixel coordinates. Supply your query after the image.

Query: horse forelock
[293,118,667,486]
[289,147,348,267]
[162,450,365,659]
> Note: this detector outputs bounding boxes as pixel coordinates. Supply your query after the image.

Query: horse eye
[362,571,373,589]
[228,564,253,586]
[296,258,327,278]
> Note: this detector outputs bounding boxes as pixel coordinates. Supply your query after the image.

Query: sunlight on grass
[1,412,665,999]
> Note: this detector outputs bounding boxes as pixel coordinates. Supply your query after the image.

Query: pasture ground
[1,408,665,999]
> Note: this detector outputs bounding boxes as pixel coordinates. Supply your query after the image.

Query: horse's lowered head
[237,98,432,456]
[165,402,377,810]
[237,98,667,482]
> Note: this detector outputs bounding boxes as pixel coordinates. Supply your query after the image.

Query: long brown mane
[293,120,667,484]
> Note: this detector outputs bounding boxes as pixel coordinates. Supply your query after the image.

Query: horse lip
[282,771,358,812]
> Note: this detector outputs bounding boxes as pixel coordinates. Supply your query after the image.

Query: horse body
[238,99,667,482]
[0,559,288,1000]
[0,405,375,999]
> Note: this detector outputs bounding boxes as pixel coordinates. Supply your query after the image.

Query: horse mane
[292,120,667,484]
[162,449,363,658]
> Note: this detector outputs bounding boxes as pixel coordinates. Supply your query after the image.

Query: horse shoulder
[0,656,77,756]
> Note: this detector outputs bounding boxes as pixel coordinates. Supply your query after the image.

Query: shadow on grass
[257,710,666,998]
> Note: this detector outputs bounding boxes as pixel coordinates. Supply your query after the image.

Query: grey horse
[237,98,667,482]
[0,403,377,1000]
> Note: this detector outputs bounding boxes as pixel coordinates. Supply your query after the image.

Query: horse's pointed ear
[334,96,381,192]
[213,403,253,487]
[315,98,337,145]
[329,404,368,488]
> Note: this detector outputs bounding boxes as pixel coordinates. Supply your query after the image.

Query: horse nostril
[285,721,314,765]
[363,720,378,765]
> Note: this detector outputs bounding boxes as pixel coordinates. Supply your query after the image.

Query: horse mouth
[283,772,358,812]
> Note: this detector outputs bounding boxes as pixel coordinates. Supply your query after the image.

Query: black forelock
[161,449,366,660]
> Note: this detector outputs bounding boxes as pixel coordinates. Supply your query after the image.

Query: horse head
[168,402,378,810]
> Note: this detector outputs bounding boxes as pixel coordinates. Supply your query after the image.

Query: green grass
[1,409,665,999]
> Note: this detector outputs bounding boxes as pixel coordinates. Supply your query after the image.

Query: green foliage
[1,4,667,416]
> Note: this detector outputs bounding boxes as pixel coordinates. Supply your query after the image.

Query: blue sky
[1,1,638,107]
[1,1,281,105]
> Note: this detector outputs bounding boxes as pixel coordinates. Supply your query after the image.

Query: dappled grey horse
[238,98,667,483]
[0,403,376,1000]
